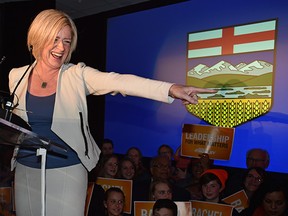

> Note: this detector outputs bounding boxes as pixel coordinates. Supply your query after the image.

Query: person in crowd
[185,154,213,200]
[173,146,192,180]
[242,167,266,201]
[250,181,288,216]
[200,169,240,216]
[223,167,266,214]
[133,155,190,201]
[101,138,115,156]
[158,144,174,161]
[157,144,177,180]
[152,199,178,216]
[241,167,271,216]
[150,156,172,182]
[246,148,270,170]
[126,147,150,182]
[149,179,173,201]
[104,187,129,216]
[117,157,136,180]
[150,155,190,201]
[98,154,119,178]
[224,148,270,198]
[200,169,228,203]
[92,138,115,179]
[9,9,215,216]
[224,167,266,199]
[173,153,212,188]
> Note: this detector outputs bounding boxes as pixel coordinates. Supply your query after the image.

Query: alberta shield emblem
[186,19,277,127]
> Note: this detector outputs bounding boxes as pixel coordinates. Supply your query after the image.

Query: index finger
[193,87,217,94]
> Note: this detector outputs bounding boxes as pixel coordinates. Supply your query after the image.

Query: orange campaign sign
[0,187,12,216]
[222,190,249,213]
[85,182,95,216]
[96,177,133,214]
[134,201,154,216]
[134,201,192,216]
[181,124,235,160]
[191,200,233,216]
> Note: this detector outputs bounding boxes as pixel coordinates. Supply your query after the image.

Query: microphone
[4,47,34,120]
[0,56,6,65]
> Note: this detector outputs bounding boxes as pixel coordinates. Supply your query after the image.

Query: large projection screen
[105,0,288,173]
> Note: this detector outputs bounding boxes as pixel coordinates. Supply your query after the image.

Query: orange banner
[96,177,133,214]
[191,200,233,216]
[0,187,12,216]
[134,201,154,216]
[134,201,192,216]
[85,182,95,216]
[222,190,249,213]
[181,124,235,160]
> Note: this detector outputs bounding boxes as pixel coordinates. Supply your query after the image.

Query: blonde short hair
[27,9,77,63]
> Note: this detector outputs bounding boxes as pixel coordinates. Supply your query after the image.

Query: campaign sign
[222,190,249,213]
[181,124,234,160]
[0,187,12,216]
[191,200,233,216]
[85,182,95,216]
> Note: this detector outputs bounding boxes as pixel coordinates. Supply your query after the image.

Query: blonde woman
[9,9,215,216]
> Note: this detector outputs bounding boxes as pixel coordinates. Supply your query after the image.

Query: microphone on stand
[4,46,34,122]
[0,56,6,110]
[0,55,13,120]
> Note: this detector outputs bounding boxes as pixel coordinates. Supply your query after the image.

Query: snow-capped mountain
[187,60,273,78]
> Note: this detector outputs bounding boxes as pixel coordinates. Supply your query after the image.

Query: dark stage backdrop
[105,0,288,173]
[0,1,55,92]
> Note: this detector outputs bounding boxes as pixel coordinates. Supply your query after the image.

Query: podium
[0,114,66,152]
[0,115,67,216]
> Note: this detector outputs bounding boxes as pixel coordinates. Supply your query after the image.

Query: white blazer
[9,62,174,171]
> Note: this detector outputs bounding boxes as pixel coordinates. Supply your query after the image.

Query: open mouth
[51,52,63,59]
